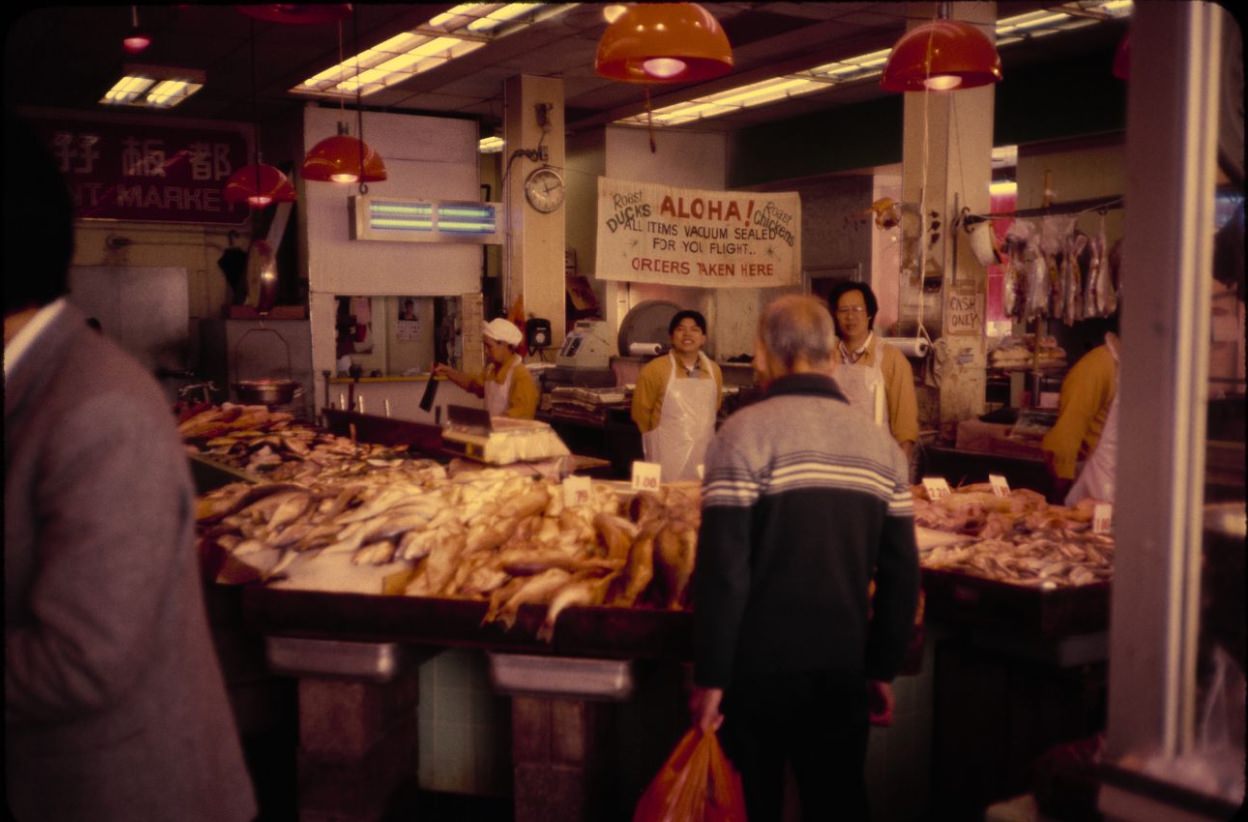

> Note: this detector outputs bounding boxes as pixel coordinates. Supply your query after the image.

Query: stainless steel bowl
[232,379,301,405]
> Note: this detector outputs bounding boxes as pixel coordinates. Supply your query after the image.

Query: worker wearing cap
[630,309,724,482]
[434,318,539,419]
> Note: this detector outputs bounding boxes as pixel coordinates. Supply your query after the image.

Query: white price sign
[631,461,663,493]
[922,477,952,500]
[563,475,592,508]
[989,474,1011,497]
[1093,503,1113,534]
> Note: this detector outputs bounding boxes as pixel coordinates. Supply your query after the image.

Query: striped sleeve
[701,435,760,509]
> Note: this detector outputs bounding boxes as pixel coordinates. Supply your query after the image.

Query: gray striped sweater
[693,372,920,687]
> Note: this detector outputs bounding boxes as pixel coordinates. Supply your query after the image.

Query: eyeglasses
[836,305,867,315]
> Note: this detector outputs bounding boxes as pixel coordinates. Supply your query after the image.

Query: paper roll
[879,337,930,359]
[628,342,663,356]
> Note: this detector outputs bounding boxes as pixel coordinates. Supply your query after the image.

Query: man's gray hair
[759,294,838,371]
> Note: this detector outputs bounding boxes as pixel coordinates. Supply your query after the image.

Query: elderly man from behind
[690,294,920,821]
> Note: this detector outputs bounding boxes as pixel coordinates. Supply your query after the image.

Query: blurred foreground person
[691,294,920,821]
[4,112,257,822]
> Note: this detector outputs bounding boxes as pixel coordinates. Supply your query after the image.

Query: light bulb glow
[644,57,686,79]
[123,32,151,54]
[330,172,359,183]
[924,74,963,90]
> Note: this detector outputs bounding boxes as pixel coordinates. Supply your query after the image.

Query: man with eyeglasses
[826,281,920,463]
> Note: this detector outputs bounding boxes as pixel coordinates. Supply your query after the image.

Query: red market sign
[29,115,251,225]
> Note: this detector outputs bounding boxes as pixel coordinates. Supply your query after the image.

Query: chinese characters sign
[29,115,250,224]
[595,177,801,288]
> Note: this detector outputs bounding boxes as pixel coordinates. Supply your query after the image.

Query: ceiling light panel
[99,66,205,109]
[618,0,1133,128]
[292,3,577,100]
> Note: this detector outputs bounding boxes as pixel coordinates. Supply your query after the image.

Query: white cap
[482,318,523,347]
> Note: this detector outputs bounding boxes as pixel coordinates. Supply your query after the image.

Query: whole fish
[1025,244,1050,324]
[1084,231,1104,318]
[1063,232,1088,326]
[485,567,573,630]
[537,573,614,642]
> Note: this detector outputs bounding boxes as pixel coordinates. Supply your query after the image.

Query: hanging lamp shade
[236,5,353,25]
[880,19,1002,92]
[1112,33,1129,80]
[301,126,386,183]
[595,2,732,84]
[224,163,296,208]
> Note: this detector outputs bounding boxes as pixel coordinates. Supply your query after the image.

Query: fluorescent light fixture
[479,136,505,153]
[350,196,503,243]
[100,65,205,109]
[294,3,576,99]
[619,0,1133,128]
[991,145,1018,169]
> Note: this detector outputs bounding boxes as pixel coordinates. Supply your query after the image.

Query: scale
[440,405,570,464]
[556,320,615,369]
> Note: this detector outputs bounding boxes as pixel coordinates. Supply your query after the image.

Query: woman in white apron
[434,318,539,419]
[834,351,889,431]
[643,350,719,482]
[1065,333,1120,505]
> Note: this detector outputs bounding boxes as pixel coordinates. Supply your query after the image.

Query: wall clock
[524,165,565,214]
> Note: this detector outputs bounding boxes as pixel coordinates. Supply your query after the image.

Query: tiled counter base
[265,638,424,822]
[296,675,421,822]
[511,696,617,821]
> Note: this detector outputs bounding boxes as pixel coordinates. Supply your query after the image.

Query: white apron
[642,352,718,482]
[1065,338,1120,505]
[836,338,889,430]
[484,354,519,417]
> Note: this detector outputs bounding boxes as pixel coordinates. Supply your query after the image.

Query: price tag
[1093,503,1113,534]
[989,474,1011,497]
[563,475,592,508]
[631,461,663,493]
[922,477,952,500]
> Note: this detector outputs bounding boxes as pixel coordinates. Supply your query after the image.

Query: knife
[419,365,439,412]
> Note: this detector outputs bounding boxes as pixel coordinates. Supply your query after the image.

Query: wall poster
[594,177,801,288]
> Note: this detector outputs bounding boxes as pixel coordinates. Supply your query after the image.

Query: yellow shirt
[846,336,920,447]
[1041,344,1117,480]
[469,356,539,419]
[630,353,724,434]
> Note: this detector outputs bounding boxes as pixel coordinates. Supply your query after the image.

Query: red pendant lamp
[301,12,386,187]
[301,123,386,183]
[595,2,733,84]
[123,5,151,54]
[225,163,296,207]
[881,13,1002,92]
[224,19,296,209]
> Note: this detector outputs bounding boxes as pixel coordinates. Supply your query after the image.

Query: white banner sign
[594,177,801,288]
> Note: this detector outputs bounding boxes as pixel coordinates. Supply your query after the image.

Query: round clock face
[524,166,565,213]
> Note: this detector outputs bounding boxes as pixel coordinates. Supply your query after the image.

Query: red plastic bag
[633,728,748,822]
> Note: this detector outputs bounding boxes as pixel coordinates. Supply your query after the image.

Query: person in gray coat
[3,112,257,821]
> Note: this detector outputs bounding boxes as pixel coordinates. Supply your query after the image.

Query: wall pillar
[898,1,997,434]
[503,75,567,347]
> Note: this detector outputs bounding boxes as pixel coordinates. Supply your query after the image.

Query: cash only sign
[594,177,801,288]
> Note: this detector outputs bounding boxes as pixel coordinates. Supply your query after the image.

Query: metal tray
[266,635,410,682]
[487,653,634,701]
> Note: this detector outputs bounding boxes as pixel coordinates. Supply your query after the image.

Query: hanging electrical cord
[352,7,369,196]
